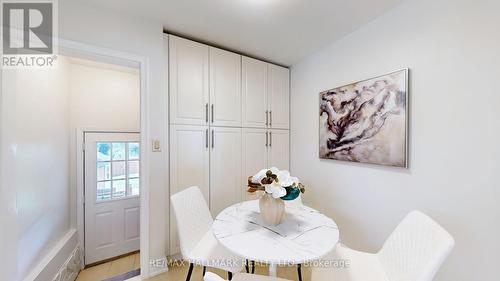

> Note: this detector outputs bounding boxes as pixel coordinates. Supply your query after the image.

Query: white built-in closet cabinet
[167,35,290,254]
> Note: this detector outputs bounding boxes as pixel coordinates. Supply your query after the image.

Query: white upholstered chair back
[377,211,455,281]
[171,186,214,258]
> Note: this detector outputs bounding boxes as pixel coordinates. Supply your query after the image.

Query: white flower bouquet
[247,167,305,200]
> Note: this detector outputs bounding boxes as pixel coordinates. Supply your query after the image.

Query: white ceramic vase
[259,193,285,226]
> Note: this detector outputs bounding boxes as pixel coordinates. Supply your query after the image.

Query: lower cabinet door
[210,127,242,217]
[268,129,290,171]
[242,128,269,201]
[169,125,210,255]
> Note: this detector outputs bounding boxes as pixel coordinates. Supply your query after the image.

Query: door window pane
[129,178,140,196]
[97,162,111,181]
[96,141,140,202]
[112,161,126,180]
[128,142,140,160]
[129,161,139,178]
[112,143,126,160]
[113,180,126,198]
[97,181,112,200]
[97,143,111,161]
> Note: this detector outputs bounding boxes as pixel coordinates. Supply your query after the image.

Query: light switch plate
[152,140,161,152]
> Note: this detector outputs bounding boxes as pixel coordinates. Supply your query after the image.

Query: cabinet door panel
[268,64,290,129]
[169,35,209,125]
[210,47,242,127]
[242,57,268,128]
[242,128,268,201]
[268,129,289,171]
[169,125,210,254]
[210,127,242,217]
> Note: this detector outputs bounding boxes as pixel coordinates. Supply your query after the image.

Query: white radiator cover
[52,246,83,281]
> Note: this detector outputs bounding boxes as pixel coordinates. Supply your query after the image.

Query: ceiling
[76,0,402,66]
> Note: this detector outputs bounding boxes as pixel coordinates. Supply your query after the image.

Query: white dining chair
[312,210,455,281]
[171,186,244,281]
[204,272,291,281]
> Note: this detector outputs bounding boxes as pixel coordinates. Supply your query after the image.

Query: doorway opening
[64,55,142,279]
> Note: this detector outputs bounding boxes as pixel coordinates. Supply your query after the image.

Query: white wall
[290,0,499,280]
[68,60,140,134]
[0,65,18,281]
[0,58,71,280]
[59,1,169,275]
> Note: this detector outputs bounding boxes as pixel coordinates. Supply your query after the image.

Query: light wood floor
[76,253,140,281]
[148,263,311,281]
[76,253,311,281]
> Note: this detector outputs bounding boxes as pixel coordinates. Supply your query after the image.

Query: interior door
[268,129,290,170]
[169,125,210,254]
[169,35,209,125]
[210,127,242,216]
[84,132,140,265]
[242,128,268,201]
[210,47,242,127]
[268,64,290,129]
[242,56,268,128]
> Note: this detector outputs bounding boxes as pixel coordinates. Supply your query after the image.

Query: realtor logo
[1,0,58,68]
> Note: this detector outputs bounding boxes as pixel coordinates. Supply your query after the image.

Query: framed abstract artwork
[319,69,408,167]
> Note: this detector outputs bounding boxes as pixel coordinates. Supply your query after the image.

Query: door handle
[211,104,214,123]
[269,131,272,147]
[265,110,269,126]
[205,103,209,123]
[211,129,214,148]
[265,131,268,147]
[269,111,272,127]
[205,129,209,148]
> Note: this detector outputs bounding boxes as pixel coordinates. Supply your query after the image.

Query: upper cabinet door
[210,127,242,217]
[268,64,290,129]
[209,47,242,127]
[242,57,268,128]
[169,35,209,125]
[268,129,289,171]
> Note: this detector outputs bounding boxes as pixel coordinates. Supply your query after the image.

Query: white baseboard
[22,229,82,281]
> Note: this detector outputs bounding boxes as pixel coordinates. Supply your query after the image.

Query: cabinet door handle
[211,104,214,123]
[205,129,209,148]
[265,110,269,126]
[269,111,272,127]
[211,129,214,148]
[205,103,209,123]
[265,132,268,147]
[269,131,272,147]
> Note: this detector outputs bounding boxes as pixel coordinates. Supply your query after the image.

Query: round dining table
[212,200,340,277]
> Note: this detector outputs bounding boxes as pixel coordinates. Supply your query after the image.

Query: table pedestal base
[268,264,277,277]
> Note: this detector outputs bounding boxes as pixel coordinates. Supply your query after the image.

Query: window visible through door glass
[113,179,126,198]
[97,181,112,200]
[96,141,141,202]
[128,142,140,160]
[129,161,139,178]
[97,162,111,181]
[112,162,126,180]
[97,143,111,161]
[129,178,139,196]
[112,143,126,160]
